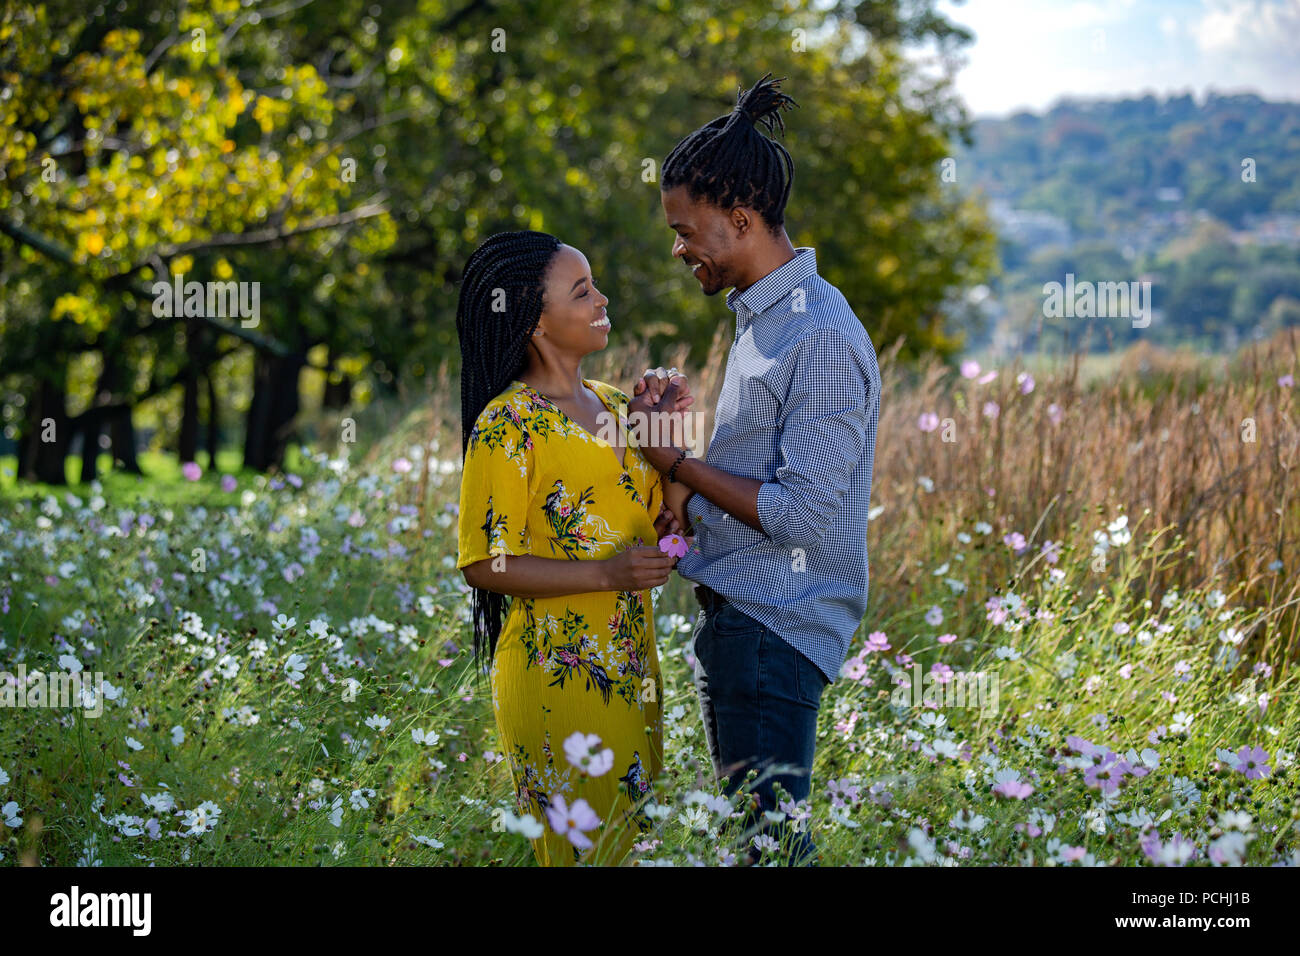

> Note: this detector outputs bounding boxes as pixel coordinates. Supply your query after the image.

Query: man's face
[660,185,742,297]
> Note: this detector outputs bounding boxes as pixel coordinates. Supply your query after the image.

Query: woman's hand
[661,478,692,535]
[602,545,676,590]
[654,503,683,539]
[634,368,694,413]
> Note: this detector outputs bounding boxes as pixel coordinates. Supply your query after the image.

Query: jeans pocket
[793,649,829,708]
[710,602,761,638]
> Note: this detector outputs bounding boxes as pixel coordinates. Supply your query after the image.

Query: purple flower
[1236,745,1271,780]
[960,359,981,379]
[1003,531,1026,551]
[924,605,944,626]
[1017,372,1035,394]
[982,401,999,419]
[1040,539,1061,564]
[220,474,237,493]
[1065,735,1101,756]
[918,412,940,432]
[181,461,201,481]
[1279,374,1294,388]
[393,457,413,474]
[865,631,890,653]
[1047,403,1063,425]
[1083,755,1130,795]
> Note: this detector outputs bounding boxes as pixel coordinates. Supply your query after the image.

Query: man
[627,73,881,866]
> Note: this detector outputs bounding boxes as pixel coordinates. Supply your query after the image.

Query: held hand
[633,368,694,412]
[654,503,683,539]
[627,380,687,472]
[603,545,676,591]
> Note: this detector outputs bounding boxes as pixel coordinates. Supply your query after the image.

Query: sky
[929,0,1300,117]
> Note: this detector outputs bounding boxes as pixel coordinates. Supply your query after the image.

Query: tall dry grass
[347,325,1300,663]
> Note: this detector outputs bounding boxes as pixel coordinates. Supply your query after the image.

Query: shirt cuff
[755,481,788,542]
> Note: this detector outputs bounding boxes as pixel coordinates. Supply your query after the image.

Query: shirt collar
[725,247,818,322]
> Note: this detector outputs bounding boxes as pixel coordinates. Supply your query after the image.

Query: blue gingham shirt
[675,247,881,683]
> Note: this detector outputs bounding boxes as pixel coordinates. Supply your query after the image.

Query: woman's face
[533,245,611,356]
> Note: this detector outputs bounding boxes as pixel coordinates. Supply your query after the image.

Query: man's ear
[729,205,751,238]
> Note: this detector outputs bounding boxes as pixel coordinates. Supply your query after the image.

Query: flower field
[1,333,1298,866]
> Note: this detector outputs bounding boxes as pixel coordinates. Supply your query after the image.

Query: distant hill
[952,93,1300,354]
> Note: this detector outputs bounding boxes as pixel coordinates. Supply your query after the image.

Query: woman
[455,230,694,866]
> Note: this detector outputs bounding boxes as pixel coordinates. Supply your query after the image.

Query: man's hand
[633,368,694,411]
[627,379,687,472]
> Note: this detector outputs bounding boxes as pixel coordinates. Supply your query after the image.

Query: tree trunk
[322,345,352,409]
[205,370,220,469]
[79,353,120,484]
[242,350,305,472]
[18,377,69,485]
[110,404,141,474]
[178,318,202,465]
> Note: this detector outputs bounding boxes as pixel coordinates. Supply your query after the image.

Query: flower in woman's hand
[659,534,688,558]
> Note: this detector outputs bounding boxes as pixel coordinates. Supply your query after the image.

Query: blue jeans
[690,589,829,866]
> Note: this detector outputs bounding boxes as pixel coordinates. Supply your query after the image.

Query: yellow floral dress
[456,378,665,866]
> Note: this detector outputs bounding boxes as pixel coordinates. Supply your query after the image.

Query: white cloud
[933,0,1300,116]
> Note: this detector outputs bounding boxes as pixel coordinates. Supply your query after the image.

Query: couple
[455,74,881,866]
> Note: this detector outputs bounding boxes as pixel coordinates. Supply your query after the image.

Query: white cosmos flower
[284,654,307,682]
[502,812,545,838]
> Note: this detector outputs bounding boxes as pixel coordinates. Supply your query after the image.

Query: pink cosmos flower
[392,457,412,474]
[546,795,601,850]
[992,780,1034,799]
[658,534,688,558]
[983,401,999,418]
[918,412,940,432]
[182,461,201,481]
[1017,372,1035,394]
[937,633,958,644]
[1047,403,1063,425]
[1279,374,1294,388]
[865,631,890,652]
[563,731,614,777]
[960,360,980,379]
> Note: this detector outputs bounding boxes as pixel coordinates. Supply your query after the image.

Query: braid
[455,229,563,680]
[662,72,799,231]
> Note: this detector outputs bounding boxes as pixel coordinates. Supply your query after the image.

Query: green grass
[0,446,312,506]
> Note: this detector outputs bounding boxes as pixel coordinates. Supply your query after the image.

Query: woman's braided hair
[456,230,563,673]
[662,72,799,232]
